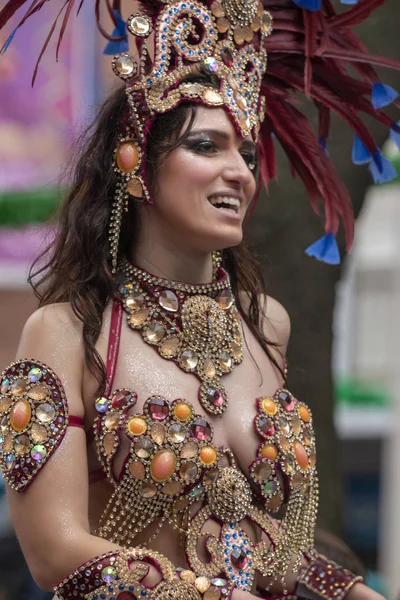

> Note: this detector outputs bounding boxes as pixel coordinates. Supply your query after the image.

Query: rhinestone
[294,441,309,470]
[145,322,166,343]
[190,419,211,441]
[257,415,275,436]
[282,454,295,473]
[203,89,224,105]
[28,367,43,383]
[129,460,146,480]
[101,566,117,583]
[180,82,202,97]
[211,1,225,17]
[263,480,278,495]
[204,57,219,72]
[230,341,242,361]
[199,446,217,466]
[180,349,198,370]
[243,26,254,42]
[168,423,187,444]
[291,414,301,435]
[112,54,137,79]
[159,290,179,312]
[180,440,198,459]
[268,493,282,510]
[309,448,316,467]
[190,484,204,499]
[180,460,198,483]
[251,16,261,31]
[125,291,144,310]
[261,11,273,35]
[95,397,109,413]
[159,336,180,358]
[3,432,13,452]
[217,17,230,33]
[278,416,290,435]
[0,379,10,394]
[257,2,264,17]
[150,422,165,445]
[127,177,143,197]
[211,578,228,587]
[279,436,290,451]
[195,576,211,594]
[261,397,277,416]
[205,386,224,408]
[1,415,8,434]
[5,454,16,470]
[218,352,231,372]
[303,426,313,446]
[260,444,278,461]
[238,110,251,131]
[233,26,245,45]
[278,390,295,412]
[11,378,26,397]
[181,570,196,584]
[150,449,177,482]
[162,480,182,496]
[148,397,169,421]
[27,383,49,401]
[174,401,192,422]
[292,472,305,489]
[203,358,216,379]
[134,438,154,459]
[0,396,11,412]
[104,412,120,430]
[299,405,311,422]
[31,444,47,461]
[127,14,151,37]
[231,548,248,570]
[234,92,248,110]
[139,482,157,498]
[31,423,48,443]
[14,434,29,455]
[36,403,56,424]
[204,468,219,486]
[111,390,134,409]
[103,432,116,456]
[129,308,149,327]
[253,462,273,482]
[127,416,147,436]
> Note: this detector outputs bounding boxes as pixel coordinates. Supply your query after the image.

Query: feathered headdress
[1,0,399,265]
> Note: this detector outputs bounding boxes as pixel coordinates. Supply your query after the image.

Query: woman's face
[146,105,257,253]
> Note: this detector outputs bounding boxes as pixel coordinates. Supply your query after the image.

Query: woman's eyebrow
[187,129,230,140]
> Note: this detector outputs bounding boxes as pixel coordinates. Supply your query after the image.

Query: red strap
[104,300,123,398]
[68,415,84,428]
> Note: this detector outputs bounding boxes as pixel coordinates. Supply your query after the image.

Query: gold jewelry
[116,254,243,416]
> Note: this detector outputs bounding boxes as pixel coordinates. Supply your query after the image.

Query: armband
[295,553,364,600]
[53,548,233,599]
[0,359,69,491]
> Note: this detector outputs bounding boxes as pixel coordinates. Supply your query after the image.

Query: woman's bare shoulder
[239,291,291,354]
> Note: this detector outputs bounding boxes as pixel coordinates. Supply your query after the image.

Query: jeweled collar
[115,256,244,416]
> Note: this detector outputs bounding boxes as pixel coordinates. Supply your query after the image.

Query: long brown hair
[30,76,283,392]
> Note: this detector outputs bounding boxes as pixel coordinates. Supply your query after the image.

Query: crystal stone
[218,352,232,372]
[233,26,246,45]
[282,454,295,473]
[28,367,43,383]
[302,426,313,446]
[268,493,282,511]
[0,396,11,412]
[162,480,182,496]
[95,396,109,413]
[190,419,212,441]
[127,416,147,436]
[279,435,291,451]
[104,412,120,430]
[205,386,224,408]
[159,290,179,312]
[127,14,151,37]
[0,379,10,394]
[230,548,248,570]
[5,454,16,470]
[168,423,187,444]
[139,482,157,498]
[10,400,31,432]
[150,449,177,482]
[204,57,219,72]
[11,378,26,397]
[261,11,273,35]
[129,460,146,480]
[27,383,49,401]
[101,566,117,583]
[217,17,230,34]
[111,390,133,409]
[278,390,295,412]
[180,349,199,371]
[174,401,192,422]
[159,336,180,358]
[148,397,169,421]
[31,444,47,461]
[211,578,228,587]
[203,358,216,379]
[291,414,301,436]
[31,423,48,443]
[14,434,30,455]
[278,416,290,435]
[112,54,137,79]
[125,291,144,310]
[294,441,309,470]
[204,468,219,486]
[257,415,275,436]
[129,308,149,327]
[180,440,198,459]
[103,432,116,456]
[150,422,166,445]
[261,397,278,416]
[145,322,166,344]
[253,462,273,482]
[203,89,224,105]
[127,177,143,198]
[3,432,13,452]
[263,480,278,495]
[135,438,154,459]
[180,460,198,483]
[309,448,316,467]
[1,415,8,434]
[211,1,225,17]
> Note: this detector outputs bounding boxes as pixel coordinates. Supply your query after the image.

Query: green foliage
[0,188,61,227]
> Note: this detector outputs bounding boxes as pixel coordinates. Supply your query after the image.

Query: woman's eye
[190,140,217,153]
[241,152,257,170]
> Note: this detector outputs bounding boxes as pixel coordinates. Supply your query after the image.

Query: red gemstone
[111,390,134,409]
[278,391,294,412]
[148,397,169,420]
[221,47,234,67]
[190,418,212,441]
[206,386,224,407]
[231,548,248,570]
[258,415,275,436]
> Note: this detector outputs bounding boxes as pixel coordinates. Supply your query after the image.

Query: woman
[0,0,398,598]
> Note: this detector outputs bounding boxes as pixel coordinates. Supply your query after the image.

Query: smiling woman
[0,0,398,599]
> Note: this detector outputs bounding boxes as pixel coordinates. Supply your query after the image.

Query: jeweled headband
[1,0,400,265]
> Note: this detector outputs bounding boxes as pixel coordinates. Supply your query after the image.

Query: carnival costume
[0,0,399,598]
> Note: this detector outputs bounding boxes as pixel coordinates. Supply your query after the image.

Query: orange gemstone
[294,441,309,470]
[199,446,217,466]
[216,17,230,33]
[150,449,177,482]
[260,444,278,461]
[299,405,311,422]
[261,397,278,416]
[127,177,143,198]
[116,142,140,173]
[127,416,147,436]
[10,400,31,432]
[129,460,146,480]
[174,401,192,422]
[103,432,115,456]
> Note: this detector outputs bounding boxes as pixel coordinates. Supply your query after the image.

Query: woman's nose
[222,151,254,187]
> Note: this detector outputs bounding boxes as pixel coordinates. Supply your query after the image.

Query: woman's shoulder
[239,291,291,354]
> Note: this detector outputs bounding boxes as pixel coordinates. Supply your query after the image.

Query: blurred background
[0,1,399,599]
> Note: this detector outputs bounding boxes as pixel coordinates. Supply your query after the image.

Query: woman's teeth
[208,196,240,213]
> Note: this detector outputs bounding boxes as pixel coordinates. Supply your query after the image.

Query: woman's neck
[132,244,214,285]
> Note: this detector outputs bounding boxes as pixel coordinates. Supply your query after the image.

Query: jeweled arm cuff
[53,548,233,599]
[295,553,364,600]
